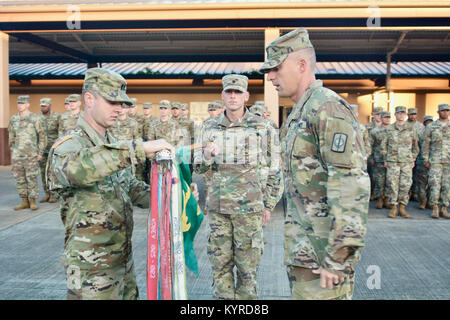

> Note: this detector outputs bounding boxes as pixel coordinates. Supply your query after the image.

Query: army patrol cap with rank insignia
[222,74,248,92]
[82,68,133,106]
[17,95,30,103]
[143,102,152,109]
[373,107,383,115]
[208,101,220,111]
[212,100,224,108]
[159,99,171,109]
[381,111,391,118]
[40,98,52,106]
[259,27,313,73]
[68,94,82,102]
[395,106,407,113]
[438,103,450,111]
[408,107,418,115]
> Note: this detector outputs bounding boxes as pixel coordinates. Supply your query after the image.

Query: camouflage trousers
[372,162,387,199]
[415,163,429,201]
[207,212,264,300]
[286,266,354,300]
[12,157,40,199]
[386,162,413,206]
[39,152,50,192]
[428,163,450,207]
[66,258,138,300]
[367,161,374,194]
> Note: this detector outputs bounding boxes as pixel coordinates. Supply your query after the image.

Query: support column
[0,32,10,165]
[264,28,280,126]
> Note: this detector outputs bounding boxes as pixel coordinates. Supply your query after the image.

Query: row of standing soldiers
[364,104,450,219]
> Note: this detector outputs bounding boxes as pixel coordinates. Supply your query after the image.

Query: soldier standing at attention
[144,100,183,147]
[370,111,391,209]
[46,68,174,300]
[422,103,450,219]
[38,97,60,203]
[63,97,70,112]
[58,94,83,137]
[142,102,157,127]
[108,105,139,142]
[407,107,425,201]
[8,95,47,211]
[195,74,283,300]
[366,107,383,200]
[260,27,369,300]
[381,106,419,219]
[350,104,371,159]
[417,115,434,210]
[128,98,146,139]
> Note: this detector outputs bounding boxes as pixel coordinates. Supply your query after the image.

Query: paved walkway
[0,166,449,300]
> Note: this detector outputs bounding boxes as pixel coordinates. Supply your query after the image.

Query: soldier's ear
[83,91,96,109]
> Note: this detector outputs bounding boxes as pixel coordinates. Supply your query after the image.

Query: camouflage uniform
[173,102,195,147]
[128,98,146,139]
[108,115,140,142]
[369,113,390,203]
[195,75,283,300]
[381,107,419,209]
[58,94,83,137]
[144,100,183,147]
[141,102,158,183]
[260,28,369,300]
[422,104,450,212]
[416,116,434,207]
[38,98,60,199]
[365,107,383,200]
[8,96,47,207]
[46,68,149,300]
[407,108,425,199]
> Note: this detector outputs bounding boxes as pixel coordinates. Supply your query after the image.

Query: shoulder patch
[52,136,73,149]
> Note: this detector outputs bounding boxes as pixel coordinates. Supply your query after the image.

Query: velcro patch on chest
[331,133,348,153]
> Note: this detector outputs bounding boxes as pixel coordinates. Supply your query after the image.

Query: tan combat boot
[398,204,410,218]
[388,205,397,218]
[14,197,30,211]
[383,197,391,209]
[418,198,427,210]
[29,198,39,211]
[440,207,450,219]
[39,193,50,203]
[48,195,57,203]
[431,205,439,219]
[375,197,384,209]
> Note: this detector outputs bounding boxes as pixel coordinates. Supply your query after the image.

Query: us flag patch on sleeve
[331,133,347,153]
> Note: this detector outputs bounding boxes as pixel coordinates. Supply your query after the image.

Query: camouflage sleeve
[411,129,420,161]
[315,102,369,275]
[194,124,214,174]
[263,125,284,211]
[421,125,431,164]
[35,116,47,156]
[57,117,64,137]
[7,120,14,150]
[128,174,151,208]
[49,138,146,189]
[363,126,372,158]
[368,129,375,163]
[380,131,388,163]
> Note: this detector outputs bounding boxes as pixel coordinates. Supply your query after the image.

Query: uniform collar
[217,108,252,128]
[77,116,111,146]
[285,79,323,128]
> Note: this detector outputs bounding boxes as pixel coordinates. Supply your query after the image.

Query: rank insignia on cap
[331,133,348,153]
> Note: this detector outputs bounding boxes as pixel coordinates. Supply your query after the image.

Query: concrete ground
[0,165,449,300]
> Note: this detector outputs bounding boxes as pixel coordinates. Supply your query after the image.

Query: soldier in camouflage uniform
[46,68,174,300]
[417,115,434,209]
[370,111,391,209]
[381,106,420,218]
[350,104,371,158]
[38,97,60,203]
[108,106,140,142]
[142,102,158,126]
[8,95,47,211]
[194,74,283,300]
[204,101,222,125]
[58,94,83,137]
[260,28,369,300]
[144,100,183,148]
[128,98,146,139]
[407,108,425,201]
[254,101,278,129]
[172,102,195,147]
[366,107,383,200]
[64,97,70,112]
[141,102,158,183]
[422,103,450,219]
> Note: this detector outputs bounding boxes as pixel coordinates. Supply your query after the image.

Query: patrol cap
[143,102,152,109]
[208,101,220,111]
[159,99,171,109]
[213,100,224,108]
[408,107,418,115]
[373,107,383,115]
[17,95,30,104]
[171,101,182,109]
[423,115,433,122]
[130,98,137,107]
[82,68,133,106]
[68,94,81,102]
[180,103,188,111]
[249,105,264,117]
[64,97,70,104]
[381,111,391,118]
[222,74,248,92]
[40,98,52,106]
[438,103,450,111]
[395,106,407,113]
[259,27,314,73]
